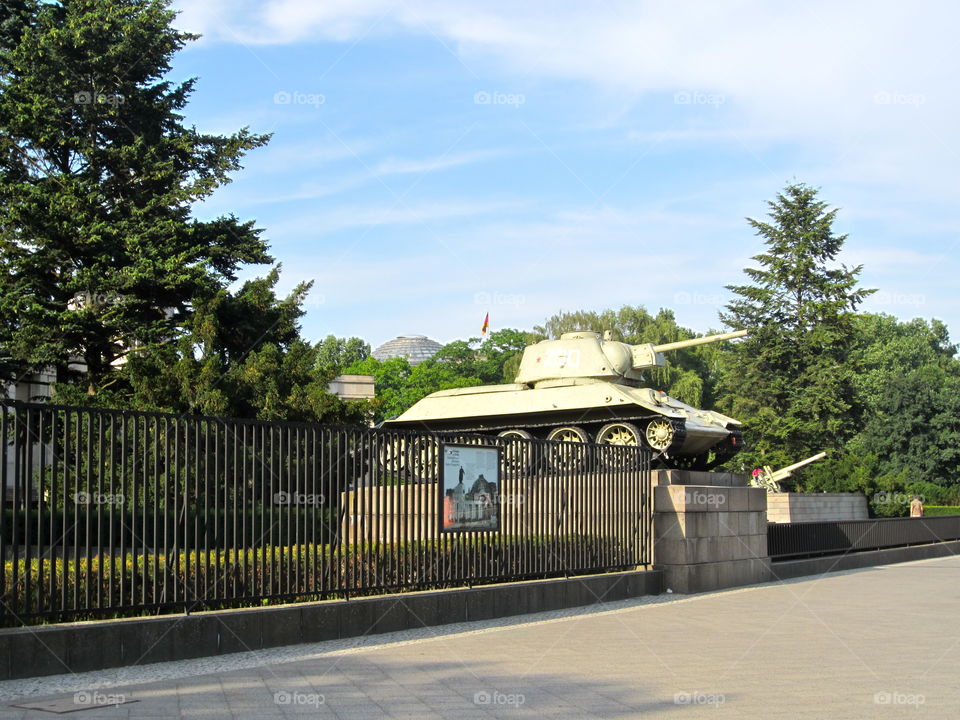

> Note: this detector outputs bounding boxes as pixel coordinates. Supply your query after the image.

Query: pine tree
[0,0,270,394]
[719,183,874,474]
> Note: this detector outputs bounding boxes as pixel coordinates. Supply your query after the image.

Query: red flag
[481,312,490,336]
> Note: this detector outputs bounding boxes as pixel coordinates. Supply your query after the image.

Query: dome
[372,334,442,366]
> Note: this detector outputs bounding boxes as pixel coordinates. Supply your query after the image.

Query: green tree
[719,183,874,476]
[0,0,270,393]
[343,329,529,422]
[346,355,482,422]
[0,1,32,54]
[431,329,529,384]
[314,335,371,381]
[50,269,365,423]
[857,365,960,486]
[848,313,956,418]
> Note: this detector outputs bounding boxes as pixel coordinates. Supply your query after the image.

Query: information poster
[439,444,501,533]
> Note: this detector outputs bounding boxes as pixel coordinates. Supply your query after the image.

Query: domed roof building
[372,335,443,366]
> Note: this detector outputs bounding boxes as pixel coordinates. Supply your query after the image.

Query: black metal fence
[768,516,960,560]
[1,400,651,625]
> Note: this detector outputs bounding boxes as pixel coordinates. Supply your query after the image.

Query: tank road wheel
[643,419,675,452]
[546,426,589,472]
[498,429,535,477]
[378,437,408,477]
[407,436,439,482]
[595,422,642,468]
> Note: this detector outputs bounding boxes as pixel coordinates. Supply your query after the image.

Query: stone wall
[766,492,868,523]
[652,469,749,487]
[654,484,771,593]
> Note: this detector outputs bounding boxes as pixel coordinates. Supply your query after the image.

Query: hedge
[922,506,960,517]
[1,534,631,625]
[1,507,338,549]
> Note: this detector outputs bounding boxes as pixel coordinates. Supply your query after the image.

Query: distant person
[910,495,924,518]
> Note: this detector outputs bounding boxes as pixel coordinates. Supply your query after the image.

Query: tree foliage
[0,0,269,394]
[314,335,371,381]
[345,329,527,422]
[719,183,874,475]
[0,0,363,423]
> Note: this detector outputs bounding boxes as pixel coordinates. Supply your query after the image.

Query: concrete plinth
[654,484,771,593]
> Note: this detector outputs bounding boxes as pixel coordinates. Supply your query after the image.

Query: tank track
[429,415,741,470]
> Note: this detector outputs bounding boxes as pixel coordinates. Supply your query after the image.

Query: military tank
[383,329,747,470]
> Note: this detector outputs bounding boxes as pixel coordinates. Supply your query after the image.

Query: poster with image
[439,444,501,533]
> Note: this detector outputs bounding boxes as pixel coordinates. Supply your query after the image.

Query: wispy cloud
[268,198,521,236]
[237,148,508,205]
[175,1,959,187]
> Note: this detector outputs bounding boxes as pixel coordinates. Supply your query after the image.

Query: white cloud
[172,1,960,341]
[175,1,958,187]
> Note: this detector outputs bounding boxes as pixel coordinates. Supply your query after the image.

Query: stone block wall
[766,492,868,523]
[652,469,750,487]
[654,484,771,593]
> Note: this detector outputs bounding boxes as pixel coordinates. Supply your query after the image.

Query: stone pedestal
[654,484,771,593]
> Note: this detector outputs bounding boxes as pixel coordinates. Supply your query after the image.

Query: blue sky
[171,1,959,350]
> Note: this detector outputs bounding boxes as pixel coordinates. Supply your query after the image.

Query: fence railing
[0,400,651,625]
[768,516,960,560]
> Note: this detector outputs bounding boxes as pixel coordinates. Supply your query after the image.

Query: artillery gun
[750,452,827,492]
[383,329,748,472]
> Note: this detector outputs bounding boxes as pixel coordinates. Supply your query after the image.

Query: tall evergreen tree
[0,0,270,393]
[719,183,874,474]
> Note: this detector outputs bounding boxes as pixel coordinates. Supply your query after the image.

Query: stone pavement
[1,556,959,719]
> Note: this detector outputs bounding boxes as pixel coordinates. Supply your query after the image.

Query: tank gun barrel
[631,329,748,370]
[653,329,749,353]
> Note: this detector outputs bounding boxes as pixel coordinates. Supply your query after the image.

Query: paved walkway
[2,556,959,719]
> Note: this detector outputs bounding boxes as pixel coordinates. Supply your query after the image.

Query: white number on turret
[543,349,581,368]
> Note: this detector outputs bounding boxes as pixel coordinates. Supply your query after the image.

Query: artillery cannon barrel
[653,329,748,353]
[771,451,827,478]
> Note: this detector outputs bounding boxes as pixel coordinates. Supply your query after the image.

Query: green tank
[383,329,747,470]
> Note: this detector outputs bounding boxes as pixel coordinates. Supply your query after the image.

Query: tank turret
[514,330,748,386]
